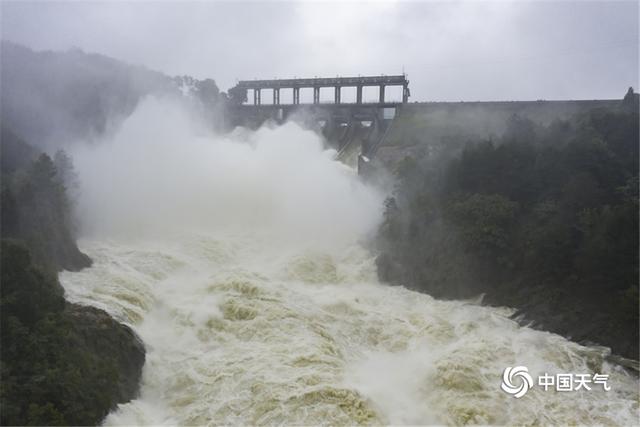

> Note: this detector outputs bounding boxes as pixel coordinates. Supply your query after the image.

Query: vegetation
[1,127,145,425]
[1,42,232,153]
[1,127,90,272]
[377,91,639,359]
[0,43,237,425]
[1,241,145,426]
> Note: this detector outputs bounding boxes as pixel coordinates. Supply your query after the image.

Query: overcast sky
[2,1,638,101]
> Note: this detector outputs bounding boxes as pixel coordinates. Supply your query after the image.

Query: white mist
[60,97,639,426]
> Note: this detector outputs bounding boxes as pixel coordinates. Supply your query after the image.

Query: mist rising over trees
[376,92,639,359]
[0,42,230,153]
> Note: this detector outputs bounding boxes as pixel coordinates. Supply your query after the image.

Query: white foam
[59,97,639,425]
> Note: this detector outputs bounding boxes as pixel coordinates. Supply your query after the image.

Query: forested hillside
[1,127,91,271]
[376,90,639,360]
[0,125,149,425]
[0,42,175,150]
[0,42,234,425]
[0,43,171,425]
[0,42,229,152]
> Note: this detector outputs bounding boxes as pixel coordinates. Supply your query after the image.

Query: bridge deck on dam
[234,102,404,109]
[229,75,410,106]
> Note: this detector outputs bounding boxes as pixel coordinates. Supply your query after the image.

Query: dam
[227,75,621,174]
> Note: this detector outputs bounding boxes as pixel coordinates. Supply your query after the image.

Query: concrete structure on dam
[227,75,624,174]
[229,75,410,107]
[227,75,411,166]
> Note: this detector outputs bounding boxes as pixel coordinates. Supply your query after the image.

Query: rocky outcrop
[1,240,145,426]
[65,303,146,407]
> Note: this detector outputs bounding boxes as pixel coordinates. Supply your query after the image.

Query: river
[59,97,638,425]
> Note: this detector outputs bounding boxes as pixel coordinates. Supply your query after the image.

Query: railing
[237,101,404,107]
[235,75,408,90]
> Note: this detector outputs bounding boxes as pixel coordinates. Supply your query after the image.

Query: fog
[71,96,383,248]
[1,1,638,426]
[2,1,638,101]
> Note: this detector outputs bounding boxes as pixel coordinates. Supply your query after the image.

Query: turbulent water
[60,97,638,425]
[60,233,638,425]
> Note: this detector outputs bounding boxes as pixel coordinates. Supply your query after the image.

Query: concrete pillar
[356,85,362,104]
[403,84,409,103]
[273,88,280,105]
[313,87,320,104]
[335,86,341,104]
[253,89,258,105]
[293,87,300,104]
[379,85,385,103]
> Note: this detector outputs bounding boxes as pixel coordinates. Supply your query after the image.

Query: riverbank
[0,241,146,425]
[373,92,639,361]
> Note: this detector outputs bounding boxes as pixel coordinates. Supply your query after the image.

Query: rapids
[60,232,638,426]
[60,97,638,425]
